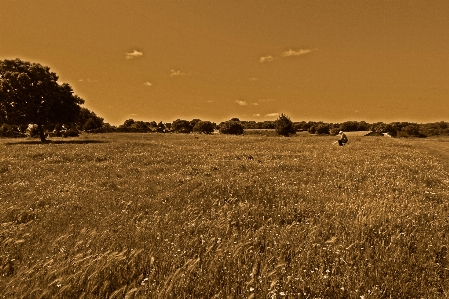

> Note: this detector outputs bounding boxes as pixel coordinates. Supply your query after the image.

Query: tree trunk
[37,123,47,142]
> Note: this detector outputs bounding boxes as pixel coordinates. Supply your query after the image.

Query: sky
[1,0,448,126]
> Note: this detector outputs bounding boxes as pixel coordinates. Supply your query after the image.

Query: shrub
[0,124,25,137]
[275,113,296,136]
[219,121,244,135]
[62,125,80,137]
[193,121,215,134]
[315,124,330,135]
[172,119,193,133]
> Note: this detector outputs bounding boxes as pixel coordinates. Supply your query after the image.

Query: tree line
[90,117,449,138]
[1,58,448,141]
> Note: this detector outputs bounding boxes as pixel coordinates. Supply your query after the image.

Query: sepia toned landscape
[1,1,449,298]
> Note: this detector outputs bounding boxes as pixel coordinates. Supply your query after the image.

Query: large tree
[0,58,84,141]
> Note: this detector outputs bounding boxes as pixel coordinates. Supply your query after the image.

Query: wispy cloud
[125,50,143,59]
[143,82,152,86]
[259,55,274,63]
[265,113,279,117]
[236,100,248,106]
[282,48,314,57]
[249,77,258,81]
[259,98,276,103]
[253,114,261,117]
[170,70,185,77]
[78,78,98,83]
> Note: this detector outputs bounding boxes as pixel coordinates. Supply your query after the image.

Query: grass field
[1,133,448,298]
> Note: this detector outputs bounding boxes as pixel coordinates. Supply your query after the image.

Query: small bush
[275,113,296,136]
[193,121,215,134]
[0,124,25,138]
[62,128,79,137]
[219,121,244,135]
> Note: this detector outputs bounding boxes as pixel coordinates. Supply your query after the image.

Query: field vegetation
[1,133,448,298]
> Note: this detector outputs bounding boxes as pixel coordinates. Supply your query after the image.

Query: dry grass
[1,133,448,298]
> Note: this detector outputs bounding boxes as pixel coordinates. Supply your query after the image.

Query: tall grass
[1,133,448,298]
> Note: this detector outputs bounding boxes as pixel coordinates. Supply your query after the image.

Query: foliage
[1,134,448,298]
[0,123,25,137]
[219,120,244,135]
[62,125,80,137]
[274,113,296,136]
[315,124,330,135]
[0,59,84,141]
[242,120,275,129]
[171,119,193,133]
[76,107,104,131]
[193,121,215,134]
[156,121,166,133]
[371,122,397,137]
[122,119,136,128]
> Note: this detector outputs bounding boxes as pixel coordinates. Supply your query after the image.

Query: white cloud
[78,78,98,83]
[282,48,314,57]
[249,77,258,81]
[236,100,248,106]
[125,50,143,59]
[143,82,152,86]
[170,70,185,77]
[259,55,274,63]
[265,113,279,117]
[253,114,261,117]
[251,103,259,106]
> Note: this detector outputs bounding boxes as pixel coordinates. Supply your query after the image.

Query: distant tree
[148,121,157,129]
[219,120,244,135]
[275,113,296,136]
[134,121,149,130]
[171,119,193,133]
[189,119,202,128]
[121,119,135,128]
[372,122,397,137]
[261,121,275,129]
[0,123,24,137]
[230,118,240,122]
[0,58,84,141]
[401,124,423,137]
[339,121,359,132]
[308,125,317,134]
[315,124,330,135]
[357,121,370,131]
[193,121,215,134]
[156,121,166,133]
[241,121,257,129]
[76,108,104,131]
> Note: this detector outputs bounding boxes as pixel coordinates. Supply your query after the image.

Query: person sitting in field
[338,131,348,146]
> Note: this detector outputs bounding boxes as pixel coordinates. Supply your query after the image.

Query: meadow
[0,133,448,298]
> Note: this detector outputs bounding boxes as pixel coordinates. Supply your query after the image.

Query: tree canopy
[274,113,296,136]
[219,120,244,135]
[0,58,84,141]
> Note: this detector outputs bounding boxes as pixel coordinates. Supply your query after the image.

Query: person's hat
[339,131,343,134]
